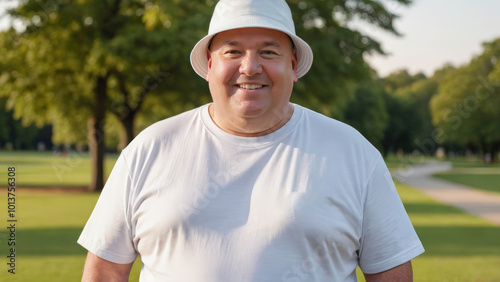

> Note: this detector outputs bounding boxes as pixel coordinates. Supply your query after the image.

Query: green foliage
[380,91,421,153]
[0,8,93,145]
[377,70,433,155]
[376,64,465,156]
[343,80,388,149]
[0,0,213,147]
[379,69,427,95]
[0,0,413,145]
[430,38,500,160]
[0,97,49,149]
[0,0,417,189]
[287,0,413,117]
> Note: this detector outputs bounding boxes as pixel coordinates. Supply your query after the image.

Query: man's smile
[237,84,266,90]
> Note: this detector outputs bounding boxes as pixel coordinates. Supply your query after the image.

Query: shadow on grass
[0,224,498,258]
[0,227,86,256]
[433,174,500,194]
[0,161,48,166]
[403,203,465,214]
[416,225,500,256]
[404,204,500,256]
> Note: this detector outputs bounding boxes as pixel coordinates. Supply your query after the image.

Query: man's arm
[363,261,413,282]
[81,251,134,282]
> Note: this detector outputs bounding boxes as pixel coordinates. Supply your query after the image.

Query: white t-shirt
[78,104,424,281]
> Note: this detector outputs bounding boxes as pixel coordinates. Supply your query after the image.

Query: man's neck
[208,103,294,137]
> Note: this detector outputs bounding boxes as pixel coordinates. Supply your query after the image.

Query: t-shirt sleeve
[77,152,137,264]
[358,157,424,274]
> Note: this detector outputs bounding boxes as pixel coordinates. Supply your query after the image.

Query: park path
[392,161,500,225]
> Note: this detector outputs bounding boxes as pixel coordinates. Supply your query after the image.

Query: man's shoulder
[125,105,204,150]
[300,106,367,141]
[297,105,381,158]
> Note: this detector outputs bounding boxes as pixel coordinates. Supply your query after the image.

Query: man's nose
[239,52,263,76]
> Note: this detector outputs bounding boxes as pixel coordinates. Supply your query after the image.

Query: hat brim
[190,26,313,79]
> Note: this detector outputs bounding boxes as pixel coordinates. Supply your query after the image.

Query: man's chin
[234,104,268,119]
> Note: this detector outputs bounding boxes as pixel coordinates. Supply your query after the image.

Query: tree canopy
[1,0,413,190]
[430,38,500,161]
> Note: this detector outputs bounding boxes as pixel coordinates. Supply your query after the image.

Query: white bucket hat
[190,0,314,79]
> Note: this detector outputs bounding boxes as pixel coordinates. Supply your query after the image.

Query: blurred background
[1,0,499,190]
[1,1,499,281]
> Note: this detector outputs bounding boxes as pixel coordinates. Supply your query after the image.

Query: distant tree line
[0,97,52,150]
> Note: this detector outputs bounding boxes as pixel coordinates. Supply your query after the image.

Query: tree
[378,70,428,155]
[379,69,426,95]
[0,97,47,150]
[287,0,413,118]
[343,79,388,150]
[379,89,421,155]
[0,0,212,191]
[430,38,500,162]
[0,0,413,191]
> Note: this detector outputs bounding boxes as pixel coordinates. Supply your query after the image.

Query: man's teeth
[239,84,264,90]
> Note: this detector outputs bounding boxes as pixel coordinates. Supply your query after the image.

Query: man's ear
[292,50,298,82]
[206,49,212,81]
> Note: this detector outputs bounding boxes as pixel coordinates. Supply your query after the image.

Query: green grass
[433,173,500,194]
[0,192,142,281]
[356,183,500,282]
[447,157,500,168]
[0,151,118,187]
[432,158,500,194]
[383,154,432,170]
[0,184,497,281]
[1,152,499,281]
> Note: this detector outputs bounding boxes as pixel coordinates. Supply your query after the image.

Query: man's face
[206,27,298,129]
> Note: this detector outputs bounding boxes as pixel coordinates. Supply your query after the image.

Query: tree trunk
[88,75,108,192]
[118,111,135,152]
[491,142,500,163]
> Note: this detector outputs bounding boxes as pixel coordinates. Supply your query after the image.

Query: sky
[1,0,500,78]
[363,0,500,77]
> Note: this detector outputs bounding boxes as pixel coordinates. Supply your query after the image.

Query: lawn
[0,151,118,187]
[355,183,500,282]
[433,173,500,194]
[0,191,142,281]
[1,152,499,281]
[0,186,497,281]
[383,154,432,170]
[432,158,500,194]
[394,184,500,281]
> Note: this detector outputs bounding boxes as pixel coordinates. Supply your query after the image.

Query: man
[78,0,424,281]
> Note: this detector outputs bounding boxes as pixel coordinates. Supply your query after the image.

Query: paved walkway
[392,161,500,225]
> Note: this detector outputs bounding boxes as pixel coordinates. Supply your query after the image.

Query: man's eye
[262,50,277,55]
[226,50,241,55]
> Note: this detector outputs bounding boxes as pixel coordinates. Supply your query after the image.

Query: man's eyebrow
[262,41,281,48]
[219,40,281,47]
[221,40,240,47]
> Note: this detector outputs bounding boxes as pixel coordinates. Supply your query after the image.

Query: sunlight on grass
[409,214,493,226]
[17,193,99,228]
[354,183,500,281]
[395,183,500,281]
[0,254,142,281]
[383,154,431,170]
[0,152,498,281]
[433,173,500,194]
[397,184,494,226]
[0,151,118,186]
[413,256,500,282]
